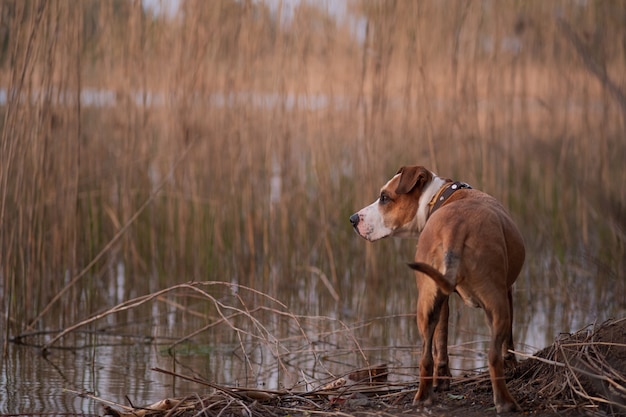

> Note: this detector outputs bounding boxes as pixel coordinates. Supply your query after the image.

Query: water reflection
[1,252,624,414]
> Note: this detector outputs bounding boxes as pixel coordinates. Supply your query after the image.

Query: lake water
[2,251,623,415]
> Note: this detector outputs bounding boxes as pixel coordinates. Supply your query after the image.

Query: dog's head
[350,165,444,241]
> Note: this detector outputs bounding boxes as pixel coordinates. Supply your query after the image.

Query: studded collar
[428,181,472,217]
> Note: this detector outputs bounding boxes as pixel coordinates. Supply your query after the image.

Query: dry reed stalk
[0,1,624,368]
[40,281,287,349]
[27,139,197,332]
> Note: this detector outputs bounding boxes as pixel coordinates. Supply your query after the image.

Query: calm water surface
[2,250,623,415]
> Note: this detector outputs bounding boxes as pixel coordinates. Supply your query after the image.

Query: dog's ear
[395,166,432,194]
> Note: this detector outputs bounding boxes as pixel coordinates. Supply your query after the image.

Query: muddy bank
[102,319,626,417]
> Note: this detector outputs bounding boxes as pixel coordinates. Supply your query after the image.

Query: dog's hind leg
[433,296,452,391]
[485,302,520,413]
[503,288,517,369]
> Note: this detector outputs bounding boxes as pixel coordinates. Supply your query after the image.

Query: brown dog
[349,165,525,412]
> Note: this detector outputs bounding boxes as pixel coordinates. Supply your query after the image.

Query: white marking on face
[352,172,448,242]
[353,198,393,241]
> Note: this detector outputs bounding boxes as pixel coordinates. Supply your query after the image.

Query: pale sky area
[141,0,366,41]
[142,0,351,23]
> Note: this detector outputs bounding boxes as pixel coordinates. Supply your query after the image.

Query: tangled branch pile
[510,318,626,416]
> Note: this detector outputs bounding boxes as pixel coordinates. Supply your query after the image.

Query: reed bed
[1,0,625,386]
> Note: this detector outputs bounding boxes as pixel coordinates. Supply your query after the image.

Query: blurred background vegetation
[0,0,624,342]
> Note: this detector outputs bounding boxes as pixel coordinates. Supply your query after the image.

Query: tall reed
[0,0,624,341]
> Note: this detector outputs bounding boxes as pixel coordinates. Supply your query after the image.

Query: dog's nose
[349,213,360,227]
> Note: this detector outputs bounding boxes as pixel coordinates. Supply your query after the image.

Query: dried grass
[511,318,626,416]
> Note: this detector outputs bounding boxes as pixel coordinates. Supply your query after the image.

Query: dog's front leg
[413,289,446,406]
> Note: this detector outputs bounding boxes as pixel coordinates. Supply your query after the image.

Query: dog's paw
[434,379,450,392]
[495,400,520,413]
[412,390,434,408]
[412,398,433,408]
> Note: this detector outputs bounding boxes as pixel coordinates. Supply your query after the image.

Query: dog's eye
[379,193,391,205]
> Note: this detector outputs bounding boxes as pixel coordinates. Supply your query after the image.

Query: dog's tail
[407,262,455,295]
